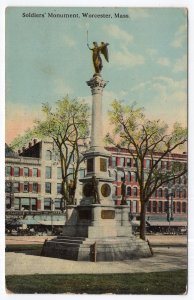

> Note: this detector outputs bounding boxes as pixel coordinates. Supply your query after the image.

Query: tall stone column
[87,75,108,151]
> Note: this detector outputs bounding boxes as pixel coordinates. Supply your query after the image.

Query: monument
[42,41,152,261]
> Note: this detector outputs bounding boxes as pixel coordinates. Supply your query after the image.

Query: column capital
[86,75,108,95]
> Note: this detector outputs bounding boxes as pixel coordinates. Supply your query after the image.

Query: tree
[34,97,90,207]
[106,100,187,240]
[10,96,90,208]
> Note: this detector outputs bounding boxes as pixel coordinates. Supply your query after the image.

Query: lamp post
[165,183,174,234]
[51,199,54,234]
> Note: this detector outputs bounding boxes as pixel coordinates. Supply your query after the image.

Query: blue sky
[5,7,187,143]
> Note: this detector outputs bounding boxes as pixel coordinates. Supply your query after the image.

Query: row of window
[6,197,38,210]
[5,182,40,193]
[112,185,187,198]
[5,166,40,177]
[112,170,187,185]
[6,197,62,211]
[110,156,186,171]
[146,200,187,214]
[5,181,63,194]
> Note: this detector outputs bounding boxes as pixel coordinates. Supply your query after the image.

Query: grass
[6,270,187,294]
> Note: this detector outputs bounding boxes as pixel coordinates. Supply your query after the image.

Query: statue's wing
[101,43,109,62]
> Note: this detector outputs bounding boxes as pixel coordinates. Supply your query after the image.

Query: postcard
[4,6,188,295]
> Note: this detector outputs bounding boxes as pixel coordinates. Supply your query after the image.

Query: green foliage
[107,100,187,240]
[10,128,37,151]
[6,270,187,294]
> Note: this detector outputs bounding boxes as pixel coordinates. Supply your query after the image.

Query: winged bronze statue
[87,41,109,74]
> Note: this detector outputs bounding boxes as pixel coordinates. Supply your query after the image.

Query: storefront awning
[147,221,187,227]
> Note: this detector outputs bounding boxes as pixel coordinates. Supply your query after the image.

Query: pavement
[5,235,187,276]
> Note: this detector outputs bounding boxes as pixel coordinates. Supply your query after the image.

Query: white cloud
[103,24,133,44]
[111,47,145,68]
[171,23,187,48]
[173,54,187,73]
[157,57,170,66]
[130,76,187,127]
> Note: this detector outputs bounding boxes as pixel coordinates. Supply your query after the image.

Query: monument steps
[42,234,152,261]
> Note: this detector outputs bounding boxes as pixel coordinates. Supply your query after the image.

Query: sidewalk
[5,247,187,276]
[5,234,187,246]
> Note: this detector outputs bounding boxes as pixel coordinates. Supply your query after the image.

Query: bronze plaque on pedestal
[101,183,111,197]
[101,210,115,219]
[100,158,107,172]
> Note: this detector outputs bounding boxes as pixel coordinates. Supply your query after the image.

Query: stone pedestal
[42,204,152,261]
[42,74,152,261]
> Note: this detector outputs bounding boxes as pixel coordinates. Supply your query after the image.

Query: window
[158,188,163,198]
[173,202,176,213]
[5,166,11,177]
[21,198,30,210]
[176,189,180,198]
[146,159,151,169]
[46,150,52,160]
[44,198,51,210]
[164,201,169,213]
[133,187,138,197]
[5,182,11,193]
[132,172,137,182]
[24,182,29,192]
[162,161,167,169]
[164,188,168,198]
[45,182,51,193]
[132,201,137,213]
[57,167,62,179]
[127,186,131,196]
[79,169,85,179]
[128,172,131,182]
[126,158,132,167]
[55,199,61,210]
[32,182,38,193]
[6,197,11,209]
[45,166,52,179]
[33,168,38,177]
[14,167,20,177]
[158,201,163,213]
[183,189,187,198]
[133,158,137,167]
[182,202,186,213]
[24,167,29,177]
[153,201,157,213]
[13,182,20,193]
[112,156,116,168]
[31,198,37,210]
[120,157,125,167]
[57,183,62,194]
[177,202,181,213]
[146,201,151,213]
[14,198,20,210]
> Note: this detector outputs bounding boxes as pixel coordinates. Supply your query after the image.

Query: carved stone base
[42,205,152,261]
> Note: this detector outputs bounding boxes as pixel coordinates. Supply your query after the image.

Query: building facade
[5,141,187,232]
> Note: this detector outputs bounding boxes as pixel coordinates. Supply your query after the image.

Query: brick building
[5,141,187,232]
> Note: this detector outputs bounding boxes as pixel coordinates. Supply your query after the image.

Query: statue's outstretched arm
[87,43,92,50]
